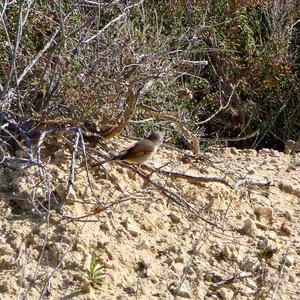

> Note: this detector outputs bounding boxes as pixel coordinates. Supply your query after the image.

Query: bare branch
[82,0,143,45]
[16,27,60,86]
[140,103,201,155]
[197,82,240,126]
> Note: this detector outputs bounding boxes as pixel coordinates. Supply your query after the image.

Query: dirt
[0,135,299,300]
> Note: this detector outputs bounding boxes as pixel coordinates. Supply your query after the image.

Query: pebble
[168,212,181,224]
[240,218,257,236]
[103,261,116,270]
[285,255,294,267]
[184,266,196,275]
[280,222,292,236]
[284,210,293,221]
[197,288,207,299]
[136,240,150,250]
[218,288,234,300]
[288,274,295,282]
[169,282,192,298]
[121,217,140,237]
[230,148,239,155]
[255,221,268,231]
[124,285,137,294]
[222,246,232,259]
[247,165,257,175]
[266,231,277,241]
[241,259,257,273]
[174,255,185,264]
[254,206,273,223]
[168,245,181,254]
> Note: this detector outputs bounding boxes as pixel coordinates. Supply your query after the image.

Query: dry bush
[0,0,299,151]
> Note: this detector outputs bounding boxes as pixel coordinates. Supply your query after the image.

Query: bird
[93,131,164,167]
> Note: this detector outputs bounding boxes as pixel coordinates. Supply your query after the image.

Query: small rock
[259,148,271,154]
[243,149,257,155]
[103,261,116,270]
[99,222,109,231]
[266,231,277,241]
[222,246,232,259]
[218,287,234,300]
[168,212,181,224]
[174,255,185,264]
[16,278,27,288]
[255,221,268,231]
[241,258,257,273]
[136,240,150,250]
[230,147,239,155]
[142,222,154,232]
[75,243,87,254]
[204,272,223,283]
[121,217,140,237]
[197,288,207,300]
[240,218,257,236]
[79,277,91,293]
[164,257,173,266]
[168,245,181,254]
[124,285,137,294]
[285,255,294,267]
[254,206,273,223]
[246,164,256,174]
[184,266,195,275]
[0,255,15,269]
[284,211,293,221]
[288,274,295,282]
[270,149,280,156]
[169,282,191,298]
[0,245,14,256]
[280,222,292,236]
[126,223,139,237]
[137,258,151,271]
[187,246,199,255]
[0,280,10,293]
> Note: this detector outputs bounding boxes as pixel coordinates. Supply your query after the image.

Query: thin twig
[83,1,143,44]
[197,82,240,126]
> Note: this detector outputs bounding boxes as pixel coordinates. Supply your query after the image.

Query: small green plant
[87,256,105,286]
[258,240,277,261]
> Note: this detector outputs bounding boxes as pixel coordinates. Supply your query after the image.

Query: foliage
[0,0,299,149]
[87,255,105,286]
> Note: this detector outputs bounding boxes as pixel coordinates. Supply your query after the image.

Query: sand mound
[0,136,299,300]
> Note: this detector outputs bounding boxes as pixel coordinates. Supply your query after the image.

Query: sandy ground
[0,136,299,300]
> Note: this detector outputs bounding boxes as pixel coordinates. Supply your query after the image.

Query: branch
[16,27,60,86]
[103,83,144,138]
[196,82,240,126]
[141,164,232,188]
[139,103,201,155]
[82,1,143,45]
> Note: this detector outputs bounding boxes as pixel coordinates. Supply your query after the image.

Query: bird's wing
[115,140,155,160]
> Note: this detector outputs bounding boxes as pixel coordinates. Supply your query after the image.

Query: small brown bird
[95,131,164,166]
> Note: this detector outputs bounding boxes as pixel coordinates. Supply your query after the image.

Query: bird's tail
[92,157,114,168]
